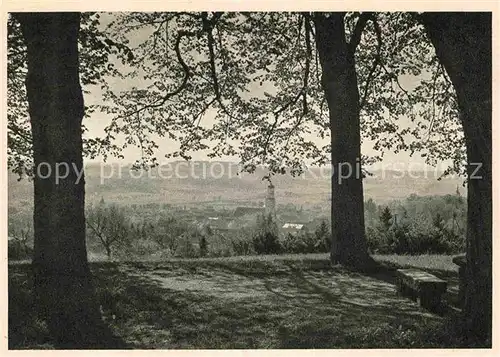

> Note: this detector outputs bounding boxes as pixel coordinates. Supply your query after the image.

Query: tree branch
[303,13,313,115]
[359,14,382,110]
[203,12,239,132]
[348,12,372,53]
[117,29,195,120]
[8,123,32,143]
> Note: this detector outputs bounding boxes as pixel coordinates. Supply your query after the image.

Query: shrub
[252,230,281,255]
[315,220,331,252]
[231,237,254,256]
[280,232,326,254]
[252,213,281,255]
[123,239,161,258]
[366,220,463,255]
[175,236,197,258]
[365,226,391,254]
[280,233,301,254]
[387,224,412,254]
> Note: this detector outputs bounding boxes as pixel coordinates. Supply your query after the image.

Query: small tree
[154,216,191,255]
[252,213,281,255]
[86,203,130,259]
[379,206,393,231]
[432,213,445,231]
[315,220,331,252]
[364,198,378,228]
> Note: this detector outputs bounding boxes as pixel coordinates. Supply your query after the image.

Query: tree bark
[421,12,492,345]
[313,13,370,269]
[16,12,103,347]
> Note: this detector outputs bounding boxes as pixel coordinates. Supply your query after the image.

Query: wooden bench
[396,269,447,312]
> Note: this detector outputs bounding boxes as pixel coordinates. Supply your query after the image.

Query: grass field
[9,254,469,349]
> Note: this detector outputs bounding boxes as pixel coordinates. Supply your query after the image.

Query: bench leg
[420,291,442,312]
[410,288,418,302]
[396,278,404,296]
[397,281,417,301]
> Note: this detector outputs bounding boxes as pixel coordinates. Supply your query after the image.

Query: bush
[252,213,281,255]
[366,221,463,255]
[314,220,331,252]
[230,237,254,256]
[175,236,197,258]
[119,239,162,259]
[280,232,326,254]
[252,231,281,255]
[366,226,391,254]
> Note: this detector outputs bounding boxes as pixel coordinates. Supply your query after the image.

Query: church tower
[265,182,276,218]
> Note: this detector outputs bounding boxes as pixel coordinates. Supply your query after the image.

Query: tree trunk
[313,13,370,269]
[105,245,112,260]
[421,12,492,345]
[16,12,103,347]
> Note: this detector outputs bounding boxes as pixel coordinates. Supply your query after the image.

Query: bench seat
[396,268,447,312]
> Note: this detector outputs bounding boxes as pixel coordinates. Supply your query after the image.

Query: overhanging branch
[348,12,372,54]
[359,14,382,110]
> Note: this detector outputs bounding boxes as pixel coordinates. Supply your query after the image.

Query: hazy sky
[82,12,452,172]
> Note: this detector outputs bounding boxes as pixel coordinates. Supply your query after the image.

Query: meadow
[9,253,469,349]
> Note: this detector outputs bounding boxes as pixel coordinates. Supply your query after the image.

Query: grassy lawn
[9,254,468,349]
[373,254,458,272]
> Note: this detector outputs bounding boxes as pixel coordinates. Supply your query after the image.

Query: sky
[81,12,453,173]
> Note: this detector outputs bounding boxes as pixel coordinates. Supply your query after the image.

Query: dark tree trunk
[421,12,492,345]
[105,245,112,259]
[16,12,104,347]
[313,13,370,269]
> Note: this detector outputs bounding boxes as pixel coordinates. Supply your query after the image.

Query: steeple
[265,181,276,218]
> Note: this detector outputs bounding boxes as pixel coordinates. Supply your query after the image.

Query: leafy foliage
[252,213,281,255]
[7,11,467,181]
[7,12,131,178]
[91,12,465,178]
[86,200,131,258]
[365,193,465,254]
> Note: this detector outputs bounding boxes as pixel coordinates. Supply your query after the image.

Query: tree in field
[432,212,444,231]
[86,202,130,259]
[12,12,102,347]
[314,219,331,251]
[253,213,281,255]
[364,198,378,227]
[313,13,372,266]
[154,216,192,255]
[419,12,492,345]
[379,206,393,231]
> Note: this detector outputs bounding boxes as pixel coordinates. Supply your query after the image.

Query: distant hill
[8,161,467,209]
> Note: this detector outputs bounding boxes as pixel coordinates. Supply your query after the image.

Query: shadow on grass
[10,256,469,349]
[8,263,129,349]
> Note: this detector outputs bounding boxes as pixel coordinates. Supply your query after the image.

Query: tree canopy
[7,12,466,179]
